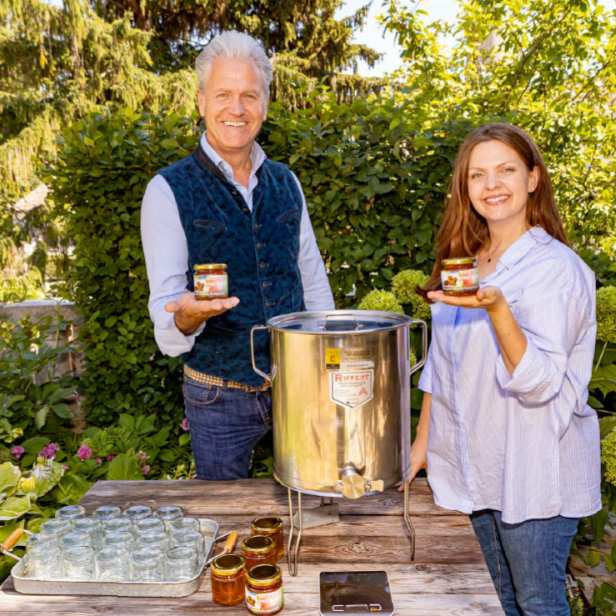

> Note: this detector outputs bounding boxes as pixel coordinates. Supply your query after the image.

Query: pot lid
[266,310,412,334]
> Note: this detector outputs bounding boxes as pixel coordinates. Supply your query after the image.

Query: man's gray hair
[195,31,273,98]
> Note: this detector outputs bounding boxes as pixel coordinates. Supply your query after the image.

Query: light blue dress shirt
[418,226,602,524]
[141,133,335,357]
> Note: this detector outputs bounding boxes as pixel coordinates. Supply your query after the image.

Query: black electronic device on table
[318,570,395,615]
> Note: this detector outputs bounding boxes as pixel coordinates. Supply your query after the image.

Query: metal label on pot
[329,370,374,410]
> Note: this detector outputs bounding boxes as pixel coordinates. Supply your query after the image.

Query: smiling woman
[408,123,601,616]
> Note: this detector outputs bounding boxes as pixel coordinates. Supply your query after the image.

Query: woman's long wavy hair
[417,123,569,300]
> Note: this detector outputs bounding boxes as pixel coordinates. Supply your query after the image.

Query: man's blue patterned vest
[158,144,304,387]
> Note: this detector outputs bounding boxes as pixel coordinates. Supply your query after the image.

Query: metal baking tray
[11,517,219,598]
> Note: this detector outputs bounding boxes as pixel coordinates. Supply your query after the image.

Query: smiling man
[141,32,334,480]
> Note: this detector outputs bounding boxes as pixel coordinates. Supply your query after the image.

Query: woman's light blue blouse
[418,226,602,524]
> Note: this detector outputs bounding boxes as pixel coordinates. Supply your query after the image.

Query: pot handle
[250,325,272,384]
[410,319,428,376]
[322,313,361,331]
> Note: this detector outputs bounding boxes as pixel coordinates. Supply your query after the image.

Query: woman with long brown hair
[407,123,601,616]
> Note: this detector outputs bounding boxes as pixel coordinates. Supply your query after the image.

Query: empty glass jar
[172,530,205,561]
[169,517,200,535]
[93,505,121,521]
[154,505,183,530]
[61,531,92,551]
[104,517,133,534]
[26,532,59,552]
[95,546,131,582]
[123,505,152,522]
[73,518,104,550]
[103,531,135,552]
[165,546,198,582]
[27,545,63,580]
[138,531,169,553]
[63,545,95,581]
[56,505,86,523]
[40,519,72,539]
[131,547,164,582]
[134,517,165,537]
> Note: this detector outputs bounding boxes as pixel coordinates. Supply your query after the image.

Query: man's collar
[498,226,553,270]
[199,132,266,177]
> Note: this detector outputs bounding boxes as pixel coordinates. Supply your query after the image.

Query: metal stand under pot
[251,311,427,576]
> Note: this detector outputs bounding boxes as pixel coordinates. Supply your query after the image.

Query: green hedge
[47,99,472,422]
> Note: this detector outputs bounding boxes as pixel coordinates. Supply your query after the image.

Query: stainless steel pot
[251,310,427,575]
[251,311,427,499]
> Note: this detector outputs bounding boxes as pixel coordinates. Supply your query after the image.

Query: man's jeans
[183,376,272,480]
[470,510,579,616]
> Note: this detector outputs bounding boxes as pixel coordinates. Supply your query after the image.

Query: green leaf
[47,388,75,404]
[0,463,21,502]
[0,496,32,521]
[179,433,191,447]
[20,437,50,456]
[106,454,143,481]
[588,549,601,566]
[160,138,179,149]
[35,406,50,430]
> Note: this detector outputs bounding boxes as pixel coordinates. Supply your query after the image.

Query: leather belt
[183,365,271,392]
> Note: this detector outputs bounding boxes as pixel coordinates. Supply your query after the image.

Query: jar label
[246,586,283,614]
[441,268,479,292]
[194,274,228,299]
[329,370,374,410]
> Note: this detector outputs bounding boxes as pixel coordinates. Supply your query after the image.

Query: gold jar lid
[243,535,275,555]
[194,263,227,271]
[246,564,282,587]
[441,257,477,266]
[211,553,245,575]
[251,517,282,534]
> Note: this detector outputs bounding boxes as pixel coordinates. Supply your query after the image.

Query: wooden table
[0,478,504,615]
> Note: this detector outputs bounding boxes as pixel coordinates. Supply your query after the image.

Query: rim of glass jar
[166,546,198,562]
[246,564,282,587]
[211,553,245,575]
[441,257,477,266]
[40,519,71,533]
[131,547,163,563]
[169,517,200,533]
[27,533,58,547]
[243,535,275,555]
[93,505,122,520]
[63,545,94,561]
[96,546,128,561]
[174,530,202,545]
[56,505,86,519]
[61,532,92,547]
[104,531,133,546]
[73,518,102,531]
[135,518,165,532]
[104,518,133,531]
[27,545,58,560]
[154,505,184,520]
[251,517,283,534]
[123,505,152,519]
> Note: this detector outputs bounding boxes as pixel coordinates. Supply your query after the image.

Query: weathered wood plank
[215,514,474,538]
[0,479,499,615]
[79,479,458,517]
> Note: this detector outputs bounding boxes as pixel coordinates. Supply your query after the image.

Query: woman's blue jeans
[470,509,579,616]
[183,376,272,480]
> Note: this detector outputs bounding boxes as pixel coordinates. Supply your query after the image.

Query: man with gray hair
[141,31,334,480]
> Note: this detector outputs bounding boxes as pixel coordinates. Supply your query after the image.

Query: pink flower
[62,464,69,471]
[106,454,115,462]
[136,451,149,464]
[39,443,59,459]
[141,465,151,475]
[11,446,25,459]
[96,458,102,467]
[77,445,93,461]
[181,418,189,431]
